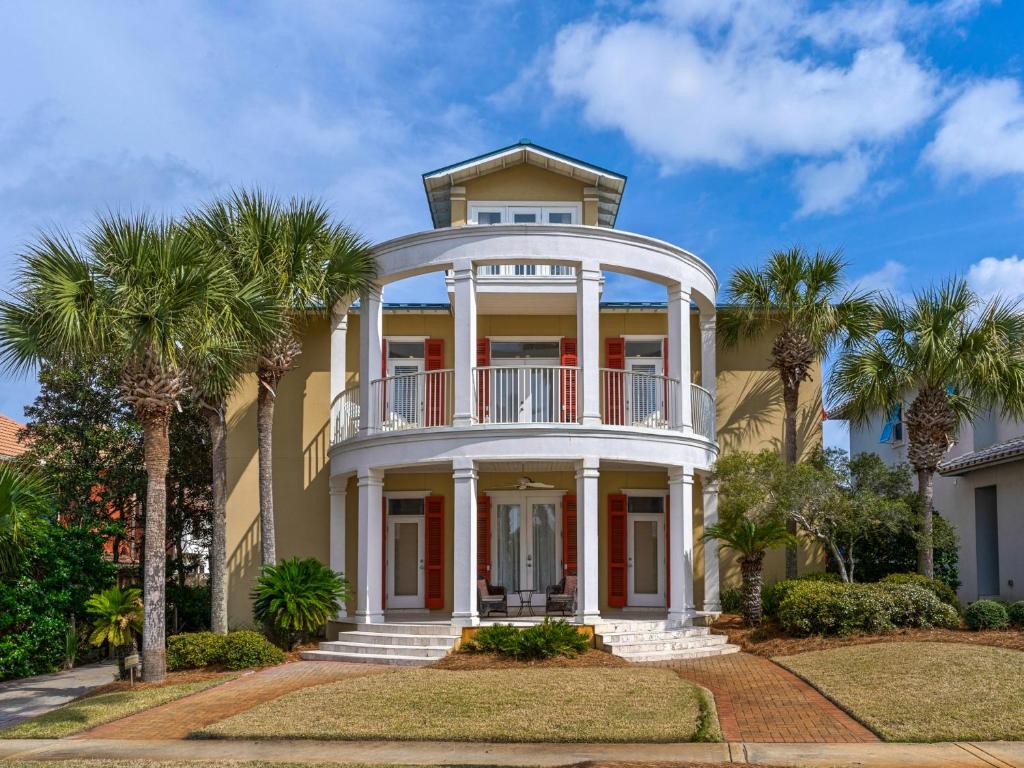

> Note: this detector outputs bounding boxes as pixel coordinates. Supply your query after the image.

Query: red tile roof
[0,414,29,460]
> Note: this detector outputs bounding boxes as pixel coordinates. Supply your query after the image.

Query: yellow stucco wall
[464,164,586,206]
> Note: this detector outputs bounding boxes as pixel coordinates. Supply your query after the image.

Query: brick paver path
[80,661,388,740]
[654,652,879,743]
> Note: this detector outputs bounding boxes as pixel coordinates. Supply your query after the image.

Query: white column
[452,260,477,427]
[702,477,721,613]
[451,458,479,627]
[667,284,692,431]
[576,261,601,426]
[330,305,349,401]
[575,457,601,623]
[699,312,716,396]
[358,284,383,436]
[668,466,695,625]
[329,475,348,619]
[354,468,384,623]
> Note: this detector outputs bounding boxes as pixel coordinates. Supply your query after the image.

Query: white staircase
[301,622,460,666]
[594,619,739,662]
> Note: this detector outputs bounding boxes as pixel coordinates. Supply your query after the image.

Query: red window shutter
[562,495,577,576]
[608,494,628,607]
[424,338,445,427]
[476,339,490,422]
[665,494,670,608]
[560,338,578,423]
[477,494,491,579]
[424,496,445,609]
[605,337,625,425]
[663,336,670,424]
[381,497,387,611]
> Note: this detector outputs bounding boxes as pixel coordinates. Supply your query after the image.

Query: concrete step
[597,627,710,644]
[591,619,674,633]
[320,640,451,658]
[337,631,459,647]
[614,643,741,662]
[349,622,457,636]
[300,649,433,666]
[598,635,730,654]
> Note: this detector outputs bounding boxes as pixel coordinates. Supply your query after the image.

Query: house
[850,403,1023,604]
[225,141,824,662]
[0,414,29,462]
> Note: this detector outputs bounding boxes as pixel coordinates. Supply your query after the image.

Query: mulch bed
[83,669,236,698]
[713,613,1024,657]
[430,648,630,670]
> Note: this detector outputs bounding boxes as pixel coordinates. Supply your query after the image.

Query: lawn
[0,677,234,739]
[196,667,715,743]
[776,641,1024,742]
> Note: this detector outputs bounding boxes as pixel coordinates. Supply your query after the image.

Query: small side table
[515,589,536,616]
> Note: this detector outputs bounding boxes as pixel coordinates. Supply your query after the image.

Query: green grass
[776,642,1024,742]
[0,677,234,739]
[2,763,467,768]
[196,667,712,743]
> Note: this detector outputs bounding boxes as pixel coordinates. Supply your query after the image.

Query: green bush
[465,619,589,660]
[1007,601,1024,628]
[881,573,962,614]
[762,572,841,618]
[167,583,212,633]
[252,557,348,648]
[167,632,227,671]
[720,587,743,614]
[964,600,1009,631]
[166,630,282,671]
[778,581,959,637]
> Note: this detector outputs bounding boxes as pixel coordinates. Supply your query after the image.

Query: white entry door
[628,511,665,606]
[387,516,424,609]
[491,493,561,607]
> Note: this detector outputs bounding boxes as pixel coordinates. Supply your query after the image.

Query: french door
[386,516,424,609]
[491,493,561,606]
[387,359,424,427]
[627,511,665,606]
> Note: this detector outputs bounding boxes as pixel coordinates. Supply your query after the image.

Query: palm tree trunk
[206,408,228,634]
[141,410,171,683]
[782,380,800,579]
[256,379,276,566]
[917,469,935,578]
[740,553,765,626]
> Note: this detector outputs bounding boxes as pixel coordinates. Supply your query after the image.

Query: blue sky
[1,1,1022,452]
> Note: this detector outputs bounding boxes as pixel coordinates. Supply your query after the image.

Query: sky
[1,0,1023,452]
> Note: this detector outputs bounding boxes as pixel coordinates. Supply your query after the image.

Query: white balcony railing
[691,383,716,442]
[600,368,680,429]
[330,385,361,443]
[477,264,576,277]
[369,369,454,432]
[473,365,578,424]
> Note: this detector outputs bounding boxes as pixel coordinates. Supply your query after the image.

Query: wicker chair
[545,574,577,615]
[477,579,508,617]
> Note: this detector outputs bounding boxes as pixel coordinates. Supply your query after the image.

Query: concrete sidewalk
[0,663,117,730]
[0,737,1021,767]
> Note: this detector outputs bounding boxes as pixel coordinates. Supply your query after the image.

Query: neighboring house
[225,142,823,661]
[849,403,1023,604]
[0,414,30,461]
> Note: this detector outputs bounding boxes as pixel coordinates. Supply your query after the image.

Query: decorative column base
[451,612,480,628]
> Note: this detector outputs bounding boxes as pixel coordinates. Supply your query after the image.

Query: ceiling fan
[505,477,555,490]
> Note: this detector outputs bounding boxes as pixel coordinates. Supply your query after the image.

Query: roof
[0,414,28,460]
[422,140,627,229]
[937,435,1024,476]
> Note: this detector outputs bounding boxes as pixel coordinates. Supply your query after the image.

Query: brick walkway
[654,652,879,743]
[79,661,388,740]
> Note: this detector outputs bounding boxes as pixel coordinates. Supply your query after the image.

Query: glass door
[387,516,424,609]
[628,512,665,606]
[491,494,561,607]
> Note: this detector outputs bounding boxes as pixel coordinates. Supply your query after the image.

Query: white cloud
[852,259,910,296]
[793,151,874,216]
[966,255,1024,302]
[924,78,1024,181]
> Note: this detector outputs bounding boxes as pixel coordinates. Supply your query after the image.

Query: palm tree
[719,247,875,577]
[829,279,1024,577]
[218,190,375,566]
[86,586,143,678]
[0,214,244,682]
[702,517,796,626]
[0,464,51,576]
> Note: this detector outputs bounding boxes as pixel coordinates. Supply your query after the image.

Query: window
[388,341,425,359]
[628,496,664,515]
[879,403,903,444]
[388,497,425,516]
[547,211,573,224]
[469,203,579,225]
[475,210,503,225]
[625,339,663,358]
[490,340,561,359]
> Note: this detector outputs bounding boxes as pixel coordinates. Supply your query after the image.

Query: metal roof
[422,140,627,229]
[937,435,1024,476]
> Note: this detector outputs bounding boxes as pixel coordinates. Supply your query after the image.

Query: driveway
[0,662,117,730]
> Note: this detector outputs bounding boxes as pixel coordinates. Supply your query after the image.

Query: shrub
[166,630,282,671]
[762,572,841,619]
[851,511,961,591]
[876,583,960,629]
[167,632,226,671]
[1007,601,1024,629]
[964,600,1009,631]
[720,587,743,614]
[252,557,348,648]
[881,573,962,614]
[465,620,589,660]
[167,583,212,633]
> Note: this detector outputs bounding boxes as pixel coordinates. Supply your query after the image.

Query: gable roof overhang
[422,141,627,229]
[937,435,1024,476]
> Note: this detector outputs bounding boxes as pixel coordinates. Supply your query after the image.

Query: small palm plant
[86,586,143,679]
[0,464,51,576]
[702,517,796,627]
[252,557,349,649]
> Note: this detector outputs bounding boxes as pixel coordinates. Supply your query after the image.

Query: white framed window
[469,202,580,225]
